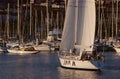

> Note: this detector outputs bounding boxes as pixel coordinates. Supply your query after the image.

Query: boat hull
[7,49,38,55]
[59,57,103,70]
[114,47,120,53]
[34,45,54,51]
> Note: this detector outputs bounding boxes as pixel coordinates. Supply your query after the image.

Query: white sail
[76,0,96,52]
[61,0,96,52]
[60,0,76,51]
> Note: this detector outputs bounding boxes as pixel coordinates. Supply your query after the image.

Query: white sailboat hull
[34,45,54,51]
[59,57,103,70]
[0,49,4,52]
[7,49,38,55]
[114,47,120,53]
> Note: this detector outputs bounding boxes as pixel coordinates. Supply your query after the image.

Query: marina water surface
[0,52,120,79]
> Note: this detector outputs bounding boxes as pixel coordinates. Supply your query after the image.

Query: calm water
[0,51,120,79]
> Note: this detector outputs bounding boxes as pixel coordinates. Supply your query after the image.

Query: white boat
[42,28,62,50]
[47,28,62,42]
[59,55,103,70]
[42,40,60,50]
[34,38,54,52]
[59,0,104,70]
[7,46,38,55]
[6,41,19,48]
[0,48,4,52]
[114,47,120,53]
[34,44,54,51]
[112,42,120,53]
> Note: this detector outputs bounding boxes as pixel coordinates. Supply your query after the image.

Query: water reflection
[58,67,100,79]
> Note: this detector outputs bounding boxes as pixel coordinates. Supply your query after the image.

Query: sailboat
[34,0,55,52]
[7,0,38,55]
[59,0,104,70]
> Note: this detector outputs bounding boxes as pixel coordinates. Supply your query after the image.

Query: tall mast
[0,15,2,38]
[12,5,15,38]
[74,0,78,45]
[35,9,37,37]
[35,9,38,45]
[103,9,107,39]
[17,0,20,45]
[7,3,10,40]
[116,0,118,37]
[112,0,114,39]
[100,11,103,41]
[41,10,43,39]
[51,10,53,30]
[30,0,33,36]
[100,0,105,42]
[57,11,59,38]
[46,0,49,37]
[98,0,101,40]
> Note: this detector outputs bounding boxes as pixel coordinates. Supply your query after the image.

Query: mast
[103,10,107,39]
[57,11,59,38]
[46,0,49,37]
[35,9,38,46]
[12,5,15,38]
[112,0,114,39]
[17,0,21,45]
[7,3,10,40]
[116,0,118,37]
[35,9,37,38]
[40,10,43,39]
[30,0,34,36]
[30,0,32,36]
[0,15,2,38]
[51,10,53,30]
[97,0,101,39]
[100,10,103,42]
[24,0,29,39]
[100,0,104,42]
[74,0,78,45]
